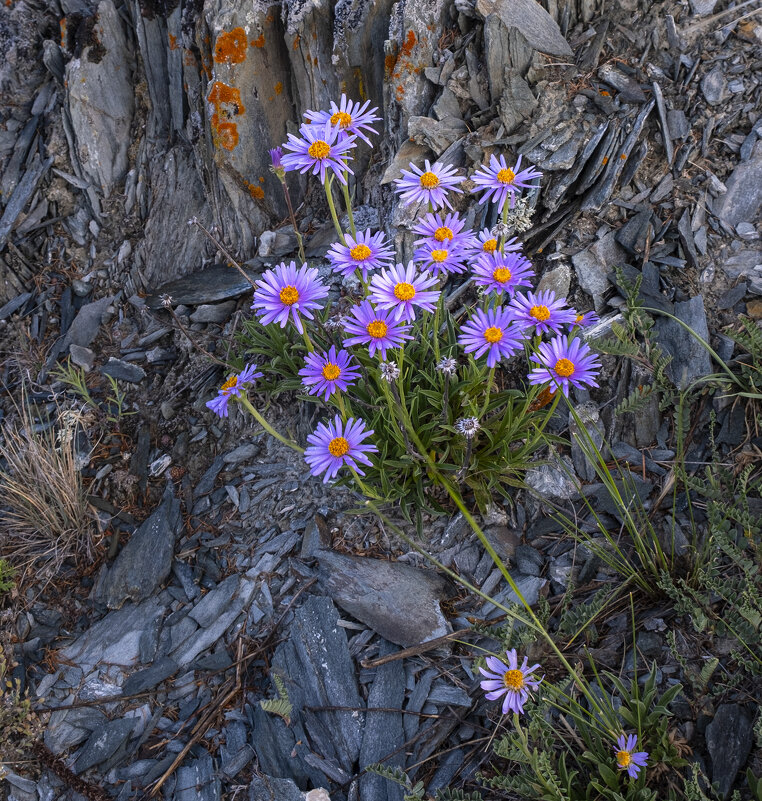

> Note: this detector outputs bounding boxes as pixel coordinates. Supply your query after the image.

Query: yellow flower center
[483,238,498,253]
[394,282,416,301]
[328,436,350,457]
[366,319,388,339]
[221,375,238,392]
[503,669,524,690]
[350,243,372,262]
[434,226,454,241]
[497,167,516,184]
[431,249,448,263]
[575,314,584,323]
[420,171,440,189]
[492,267,512,284]
[308,140,331,160]
[554,358,575,377]
[279,285,300,305]
[529,305,551,322]
[616,750,632,768]
[330,111,352,128]
[484,326,503,344]
[322,363,341,381]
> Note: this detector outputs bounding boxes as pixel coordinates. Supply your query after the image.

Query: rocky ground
[1,0,762,800]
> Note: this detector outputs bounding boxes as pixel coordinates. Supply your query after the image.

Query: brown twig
[360,628,471,668]
[190,218,257,289]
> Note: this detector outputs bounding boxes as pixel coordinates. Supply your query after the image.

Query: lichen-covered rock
[65,0,134,196]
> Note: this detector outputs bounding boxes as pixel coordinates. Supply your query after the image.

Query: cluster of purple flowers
[205,94,603,486]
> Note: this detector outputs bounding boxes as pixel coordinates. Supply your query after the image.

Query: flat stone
[62,295,114,351]
[74,717,135,773]
[706,704,753,800]
[0,292,32,321]
[316,551,451,647]
[61,596,166,670]
[101,483,180,609]
[188,574,240,627]
[747,299,762,319]
[122,657,178,695]
[189,301,236,324]
[701,65,726,106]
[690,0,718,13]
[476,0,572,56]
[145,264,261,309]
[248,775,304,801]
[572,231,627,311]
[667,109,690,140]
[69,344,95,372]
[100,357,146,384]
[737,222,759,241]
[514,544,544,576]
[538,263,571,299]
[44,706,108,754]
[526,454,579,500]
[175,751,220,801]
[654,295,712,389]
[258,227,298,259]
[714,148,762,228]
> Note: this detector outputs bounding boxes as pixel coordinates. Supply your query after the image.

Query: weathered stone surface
[175,751,220,801]
[706,704,753,800]
[316,551,451,647]
[45,706,108,754]
[65,1,134,195]
[407,115,467,155]
[498,69,537,134]
[101,483,180,609]
[476,0,573,56]
[572,231,628,311]
[145,264,261,308]
[74,718,135,773]
[189,301,237,324]
[99,357,146,384]
[62,295,114,351]
[714,145,762,228]
[654,296,712,390]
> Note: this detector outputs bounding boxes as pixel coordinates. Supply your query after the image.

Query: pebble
[100,357,146,384]
[189,301,236,324]
[69,344,95,371]
[736,222,759,241]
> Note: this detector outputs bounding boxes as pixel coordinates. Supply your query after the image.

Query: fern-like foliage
[260,673,293,724]
[616,384,657,416]
[434,790,484,801]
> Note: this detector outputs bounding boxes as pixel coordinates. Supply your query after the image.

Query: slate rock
[701,66,726,106]
[514,544,544,576]
[316,551,451,647]
[248,775,304,801]
[359,641,405,801]
[408,115,467,155]
[62,295,114,350]
[705,704,753,800]
[690,0,718,14]
[654,296,712,390]
[175,751,220,801]
[146,264,262,309]
[714,146,762,228]
[572,231,628,311]
[100,357,146,384]
[44,706,108,754]
[0,292,32,321]
[74,718,135,773]
[188,574,239,627]
[102,483,180,609]
[476,0,573,56]
[122,656,178,695]
[538,262,571,298]
[69,344,95,372]
[61,596,167,669]
[189,301,236,324]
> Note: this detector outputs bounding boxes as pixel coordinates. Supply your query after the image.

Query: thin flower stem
[498,201,509,254]
[324,175,345,244]
[280,178,306,264]
[166,306,228,367]
[340,171,356,239]
[479,367,495,417]
[191,219,257,289]
[349,467,383,500]
[441,373,450,422]
[301,328,315,353]
[456,437,473,483]
[237,394,304,454]
[334,391,347,422]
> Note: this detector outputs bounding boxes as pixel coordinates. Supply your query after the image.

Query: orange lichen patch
[214,27,247,63]
[258,176,265,183]
[293,34,301,50]
[401,30,417,58]
[602,156,609,165]
[620,153,627,160]
[388,30,422,98]
[265,14,273,23]
[245,182,265,199]
[208,82,245,151]
[274,81,283,95]
[251,33,265,48]
[183,49,196,67]
[168,33,179,50]
[600,90,610,96]
[385,53,397,75]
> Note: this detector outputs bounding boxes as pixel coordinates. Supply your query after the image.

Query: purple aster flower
[528,334,601,397]
[299,346,361,402]
[369,261,440,322]
[205,363,263,418]
[573,310,601,328]
[304,94,380,146]
[326,228,395,282]
[269,147,283,169]
[510,290,578,335]
[479,648,542,715]
[304,414,378,483]
[413,212,477,253]
[614,734,649,780]
[343,300,413,358]
[471,153,542,213]
[393,159,463,210]
[251,261,328,334]
[472,251,535,296]
[413,240,469,277]
[475,227,523,256]
[281,121,357,185]
[458,306,527,367]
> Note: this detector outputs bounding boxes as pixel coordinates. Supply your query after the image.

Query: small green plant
[50,358,98,410]
[259,673,293,725]
[103,375,135,423]
[0,560,16,594]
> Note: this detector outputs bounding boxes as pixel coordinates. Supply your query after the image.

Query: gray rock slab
[61,596,166,670]
[654,295,712,389]
[572,231,627,311]
[101,483,180,609]
[714,149,762,228]
[100,357,146,384]
[74,718,135,773]
[701,65,726,106]
[188,574,240,627]
[248,775,303,801]
[690,0,718,13]
[69,344,95,372]
[476,0,573,56]
[359,641,405,801]
[189,301,237,324]
[44,705,108,754]
[62,295,114,350]
[706,704,753,800]
[175,751,220,801]
[407,115,467,155]
[316,551,451,648]
[122,656,178,695]
[272,597,364,773]
[145,264,262,309]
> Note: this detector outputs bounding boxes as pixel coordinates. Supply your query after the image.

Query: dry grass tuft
[0,405,97,579]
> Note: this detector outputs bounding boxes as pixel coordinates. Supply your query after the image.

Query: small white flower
[379,361,400,382]
[436,356,458,375]
[455,417,481,439]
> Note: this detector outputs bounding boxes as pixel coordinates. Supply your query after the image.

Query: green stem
[334,391,347,422]
[237,394,304,454]
[480,366,495,417]
[340,171,356,239]
[324,175,345,244]
[281,178,306,264]
[301,328,315,353]
[498,201,509,254]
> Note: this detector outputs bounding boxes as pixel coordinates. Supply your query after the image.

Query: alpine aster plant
[251,261,328,334]
[528,335,601,396]
[304,415,378,483]
[299,346,361,402]
[281,121,357,184]
[205,364,263,418]
[471,153,542,212]
[304,94,380,145]
[369,262,440,322]
[479,649,542,715]
[326,228,395,281]
[393,159,463,210]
